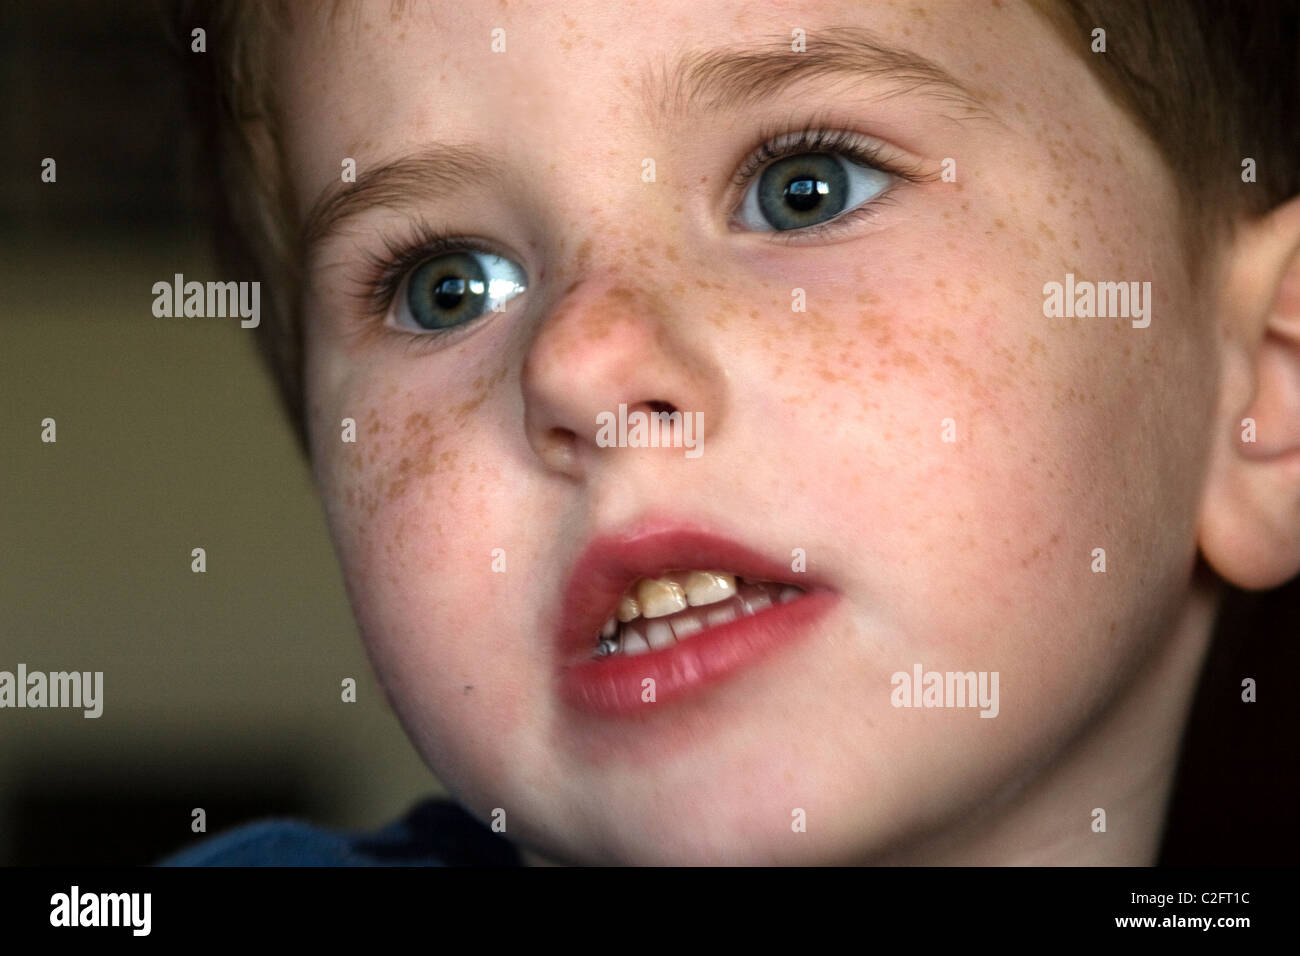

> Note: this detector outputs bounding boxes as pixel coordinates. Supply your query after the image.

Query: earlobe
[1197,195,1300,591]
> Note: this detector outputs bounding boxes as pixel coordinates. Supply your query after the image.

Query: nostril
[646,400,677,415]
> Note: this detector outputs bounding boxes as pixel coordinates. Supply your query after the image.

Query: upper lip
[555,517,825,662]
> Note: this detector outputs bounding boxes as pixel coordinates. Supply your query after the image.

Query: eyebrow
[302,143,503,255]
[302,24,986,255]
[642,24,989,126]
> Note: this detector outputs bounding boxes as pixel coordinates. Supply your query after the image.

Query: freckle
[673,204,682,213]
[453,386,490,418]
[1014,101,1026,115]
[993,219,1005,229]
[1036,220,1056,241]
[664,244,679,262]
[891,349,922,370]
[698,175,708,184]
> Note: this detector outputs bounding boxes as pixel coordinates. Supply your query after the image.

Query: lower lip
[558,589,839,716]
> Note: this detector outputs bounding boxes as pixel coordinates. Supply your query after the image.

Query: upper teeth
[616,570,736,622]
[594,570,803,658]
[640,571,735,618]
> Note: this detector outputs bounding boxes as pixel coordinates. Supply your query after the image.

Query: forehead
[272,0,1094,222]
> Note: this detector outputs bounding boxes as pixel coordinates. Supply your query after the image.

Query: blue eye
[735,151,893,232]
[393,250,526,332]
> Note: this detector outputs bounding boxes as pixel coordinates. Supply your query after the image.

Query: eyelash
[346,124,926,339]
[346,221,495,326]
[729,122,924,242]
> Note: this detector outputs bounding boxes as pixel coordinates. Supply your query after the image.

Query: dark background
[0,0,437,866]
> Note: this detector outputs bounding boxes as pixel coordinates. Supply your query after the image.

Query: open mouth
[555,521,836,715]
[593,571,805,658]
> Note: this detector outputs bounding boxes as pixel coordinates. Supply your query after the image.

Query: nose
[521,280,726,478]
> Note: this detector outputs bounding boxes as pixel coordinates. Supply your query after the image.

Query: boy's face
[281,0,1218,863]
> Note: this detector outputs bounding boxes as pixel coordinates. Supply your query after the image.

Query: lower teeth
[593,581,801,658]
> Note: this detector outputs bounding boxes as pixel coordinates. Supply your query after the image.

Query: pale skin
[269,0,1300,864]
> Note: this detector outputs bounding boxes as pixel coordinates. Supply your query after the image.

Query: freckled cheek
[338,434,461,571]
[767,281,1124,578]
[761,287,1014,427]
[302,349,536,754]
[309,345,503,536]
[321,405,530,654]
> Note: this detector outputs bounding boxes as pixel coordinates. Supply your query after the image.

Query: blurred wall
[0,1,439,865]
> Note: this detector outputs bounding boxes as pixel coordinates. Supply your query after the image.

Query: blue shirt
[159,798,521,866]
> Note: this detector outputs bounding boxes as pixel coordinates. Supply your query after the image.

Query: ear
[1198,194,1300,590]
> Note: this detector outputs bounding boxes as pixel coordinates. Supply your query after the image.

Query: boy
[166,0,1299,865]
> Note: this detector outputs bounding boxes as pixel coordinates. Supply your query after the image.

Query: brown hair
[178,0,306,451]
[178,0,1299,454]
